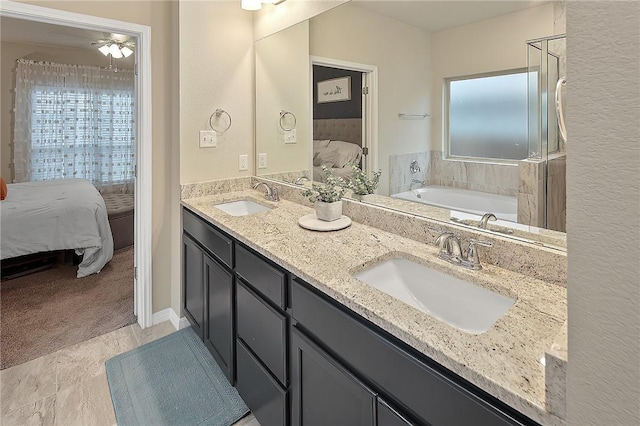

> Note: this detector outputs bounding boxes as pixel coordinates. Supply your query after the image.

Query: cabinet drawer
[237,280,287,386]
[291,279,530,426]
[183,208,232,268]
[236,339,287,426]
[236,245,286,309]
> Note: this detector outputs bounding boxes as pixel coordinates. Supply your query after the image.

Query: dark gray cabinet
[182,206,537,426]
[204,252,234,382]
[182,208,235,383]
[234,245,289,426]
[236,279,287,386]
[182,234,204,339]
[236,339,287,426]
[291,326,376,426]
[377,398,413,426]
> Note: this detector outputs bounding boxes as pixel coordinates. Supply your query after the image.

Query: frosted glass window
[447,72,528,161]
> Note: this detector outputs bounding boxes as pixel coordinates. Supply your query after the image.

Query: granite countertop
[182,189,567,426]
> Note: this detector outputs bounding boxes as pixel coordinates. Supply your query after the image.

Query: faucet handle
[271,186,280,202]
[466,238,493,270]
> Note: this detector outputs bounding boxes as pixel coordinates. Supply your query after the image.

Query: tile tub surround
[182,190,567,425]
[389,151,429,195]
[429,151,519,197]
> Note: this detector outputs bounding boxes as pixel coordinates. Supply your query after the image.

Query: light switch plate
[258,153,267,169]
[199,130,217,148]
[238,154,248,171]
[284,129,297,144]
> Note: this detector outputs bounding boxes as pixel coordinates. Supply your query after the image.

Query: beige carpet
[1,247,136,370]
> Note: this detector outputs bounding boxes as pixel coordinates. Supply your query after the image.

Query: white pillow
[329,140,362,168]
[313,139,331,152]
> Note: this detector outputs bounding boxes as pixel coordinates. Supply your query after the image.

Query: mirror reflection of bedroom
[0,17,137,370]
[312,64,367,182]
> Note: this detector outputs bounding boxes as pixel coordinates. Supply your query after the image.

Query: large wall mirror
[255,0,567,251]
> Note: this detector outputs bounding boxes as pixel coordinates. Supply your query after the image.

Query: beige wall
[0,41,134,182]
[178,1,254,184]
[253,0,346,42]
[18,0,180,314]
[309,3,431,196]
[430,3,555,152]
[566,2,640,425]
[255,21,309,176]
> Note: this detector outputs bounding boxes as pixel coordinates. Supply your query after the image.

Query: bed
[1,179,114,278]
[312,118,363,182]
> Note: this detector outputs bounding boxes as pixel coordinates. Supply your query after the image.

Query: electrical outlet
[284,129,297,144]
[258,153,267,169]
[199,130,217,148]
[238,154,248,171]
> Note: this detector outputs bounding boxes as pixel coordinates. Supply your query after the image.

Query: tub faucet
[294,176,310,185]
[253,182,279,201]
[410,179,426,190]
[478,213,497,229]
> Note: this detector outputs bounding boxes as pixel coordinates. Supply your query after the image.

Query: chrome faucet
[435,232,493,270]
[410,179,426,190]
[478,213,497,229]
[294,176,310,185]
[434,232,463,264]
[253,182,279,201]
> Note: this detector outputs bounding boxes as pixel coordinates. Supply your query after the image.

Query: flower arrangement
[302,165,347,203]
[347,163,381,195]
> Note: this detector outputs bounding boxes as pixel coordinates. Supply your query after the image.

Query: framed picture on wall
[317,76,351,103]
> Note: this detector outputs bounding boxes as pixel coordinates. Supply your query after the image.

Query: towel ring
[209,109,232,134]
[279,110,296,131]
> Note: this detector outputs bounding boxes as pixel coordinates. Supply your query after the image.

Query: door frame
[310,56,378,175]
[1,1,154,328]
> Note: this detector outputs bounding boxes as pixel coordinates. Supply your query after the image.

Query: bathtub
[391,185,517,222]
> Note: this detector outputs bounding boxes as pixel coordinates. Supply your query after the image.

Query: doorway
[0,2,153,329]
[310,56,378,177]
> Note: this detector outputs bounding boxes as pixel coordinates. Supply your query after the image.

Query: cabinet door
[291,326,376,426]
[183,234,204,339]
[204,252,234,383]
[377,398,415,426]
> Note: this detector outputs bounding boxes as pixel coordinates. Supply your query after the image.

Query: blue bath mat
[106,327,249,426]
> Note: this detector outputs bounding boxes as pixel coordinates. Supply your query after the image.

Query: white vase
[352,193,375,202]
[315,200,342,222]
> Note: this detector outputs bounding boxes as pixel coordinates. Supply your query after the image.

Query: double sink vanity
[181,178,567,426]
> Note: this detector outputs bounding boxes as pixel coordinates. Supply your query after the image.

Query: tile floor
[1,322,260,426]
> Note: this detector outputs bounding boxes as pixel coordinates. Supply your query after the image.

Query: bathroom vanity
[181,186,566,426]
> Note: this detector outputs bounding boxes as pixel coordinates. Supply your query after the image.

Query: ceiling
[0,16,132,50]
[352,1,549,33]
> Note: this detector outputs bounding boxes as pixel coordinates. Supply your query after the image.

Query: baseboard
[152,308,188,331]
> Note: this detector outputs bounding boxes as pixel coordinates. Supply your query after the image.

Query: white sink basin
[213,200,272,216]
[353,258,515,334]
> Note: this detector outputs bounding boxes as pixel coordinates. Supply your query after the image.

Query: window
[445,70,529,162]
[29,85,135,186]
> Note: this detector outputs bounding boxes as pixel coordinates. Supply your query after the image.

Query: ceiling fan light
[241,0,262,11]
[109,44,123,59]
[120,46,133,58]
[98,45,111,56]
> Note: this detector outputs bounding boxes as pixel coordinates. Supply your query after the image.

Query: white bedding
[1,179,114,277]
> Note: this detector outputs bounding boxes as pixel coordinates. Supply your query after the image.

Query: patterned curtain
[13,59,135,194]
